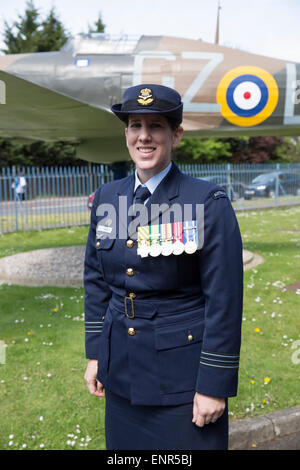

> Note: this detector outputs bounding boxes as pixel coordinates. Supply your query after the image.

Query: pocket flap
[96,237,115,250]
[155,322,204,351]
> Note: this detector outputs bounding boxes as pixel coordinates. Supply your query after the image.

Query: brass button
[126,267,134,276]
[96,241,100,248]
[101,315,105,321]
[188,334,194,341]
[128,327,136,336]
[126,239,134,248]
[129,292,136,299]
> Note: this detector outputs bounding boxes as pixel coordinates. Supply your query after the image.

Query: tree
[174,138,232,163]
[88,13,106,34]
[1,0,40,54]
[173,137,249,164]
[1,1,69,54]
[0,139,88,168]
[172,135,300,164]
[275,137,300,163]
[37,8,70,52]
[231,136,285,163]
[0,1,81,167]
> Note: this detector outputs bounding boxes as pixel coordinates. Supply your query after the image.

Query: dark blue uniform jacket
[84,162,243,406]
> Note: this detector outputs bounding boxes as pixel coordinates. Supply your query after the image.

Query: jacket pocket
[97,311,113,380]
[96,237,115,280]
[154,318,204,394]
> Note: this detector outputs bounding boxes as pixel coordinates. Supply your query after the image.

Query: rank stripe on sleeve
[200,350,240,369]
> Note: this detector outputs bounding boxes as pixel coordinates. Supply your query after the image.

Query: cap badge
[137,88,154,106]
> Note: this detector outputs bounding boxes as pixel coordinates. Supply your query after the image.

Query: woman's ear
[172,126,184,149]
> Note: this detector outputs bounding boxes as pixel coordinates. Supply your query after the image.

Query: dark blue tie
[134,185,151,205]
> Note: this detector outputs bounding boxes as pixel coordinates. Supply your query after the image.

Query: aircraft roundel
[216,66,279,127]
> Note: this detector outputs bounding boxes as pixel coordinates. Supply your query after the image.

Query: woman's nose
[138,125,152,142]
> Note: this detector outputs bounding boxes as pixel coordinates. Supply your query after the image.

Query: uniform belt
[109,292,205,320]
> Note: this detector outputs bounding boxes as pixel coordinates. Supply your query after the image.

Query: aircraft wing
[0,67,125,163]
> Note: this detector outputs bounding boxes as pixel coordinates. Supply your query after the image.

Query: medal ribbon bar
[183,220,198,254]
[172,222,183,243]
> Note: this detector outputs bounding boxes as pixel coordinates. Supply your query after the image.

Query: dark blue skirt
[105,389,228,450]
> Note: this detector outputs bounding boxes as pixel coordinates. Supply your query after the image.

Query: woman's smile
[137,146,156,156]
[138,147,155,152]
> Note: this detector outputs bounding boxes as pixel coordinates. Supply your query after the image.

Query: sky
[0,0,300,62]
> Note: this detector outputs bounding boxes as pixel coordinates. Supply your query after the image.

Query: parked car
[87,191,95,210]
[199,175,245,201]
[244,172,300,200]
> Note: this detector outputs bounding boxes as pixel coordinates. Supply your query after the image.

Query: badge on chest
[96,219,113,239]
[137,221,198,258]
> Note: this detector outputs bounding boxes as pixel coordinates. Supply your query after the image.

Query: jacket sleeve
[84,187,112,359]
[195,189,243,397]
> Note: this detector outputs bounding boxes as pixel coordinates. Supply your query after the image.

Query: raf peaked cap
[111,84,183,124]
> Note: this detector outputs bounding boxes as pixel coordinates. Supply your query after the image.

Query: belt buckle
[124,294,135,319]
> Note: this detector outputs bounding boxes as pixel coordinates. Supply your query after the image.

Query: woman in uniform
[83,84,243,450]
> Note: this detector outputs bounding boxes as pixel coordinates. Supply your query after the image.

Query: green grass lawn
[232,206,300,421]
[0,206,300,449]
[0,212,90,233]
[0,226,88,259]
[232,194,300,211]
[0,284,105,450]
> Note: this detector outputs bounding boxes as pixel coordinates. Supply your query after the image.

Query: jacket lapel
[114,162,182,239]
[115,173,135,238]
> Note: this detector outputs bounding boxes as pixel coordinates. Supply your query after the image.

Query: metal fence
[1,163,300,233]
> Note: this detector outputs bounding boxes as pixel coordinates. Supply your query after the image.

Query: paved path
[229,405,300,450]
[0,245,86,287]
[252,432,300,450]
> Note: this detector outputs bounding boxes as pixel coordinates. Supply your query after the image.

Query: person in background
[12,172,27,201]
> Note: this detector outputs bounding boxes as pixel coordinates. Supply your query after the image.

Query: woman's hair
[166,117,182,131]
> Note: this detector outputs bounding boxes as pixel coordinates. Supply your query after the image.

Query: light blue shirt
[134,162,172,204]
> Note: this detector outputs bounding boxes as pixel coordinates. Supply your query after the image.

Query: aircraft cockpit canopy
[62,33,142,56]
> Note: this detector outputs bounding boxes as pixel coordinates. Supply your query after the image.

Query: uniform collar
[115,161,182,234]
[134,161,172,195]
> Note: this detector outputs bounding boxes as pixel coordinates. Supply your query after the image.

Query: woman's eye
[128,122,163,129]
[151,123,162,128]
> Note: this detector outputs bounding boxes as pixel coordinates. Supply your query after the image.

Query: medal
[172,222,185,255]
[184,240,198,254]
[137,225,150,257]
[183,221,198,254]
[139,241,150,258]
[161,223,173,256]
[149,223,162,257]
[149,243,162,257]
[162,243,173,256]
[172,239,185,255]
